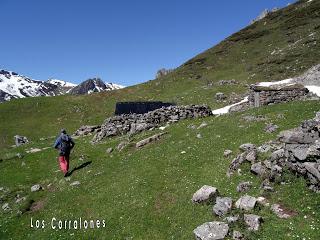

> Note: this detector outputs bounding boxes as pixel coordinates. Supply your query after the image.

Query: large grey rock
[193,221,229,240]
[285,144,309,161]
[270,149,285,162]
[192,185,219,204]
[235,195,257,211]
[250,162,267,176]
[244,214,262,231]
[31,184,42,192]
[278,130,319,144]
[14,135,29,146]
[236,181,252,193]
[304,162,320,181]
[136,132,167,148]
[239,143,256,152]
[213,197,232,217]
[224,215,239,224]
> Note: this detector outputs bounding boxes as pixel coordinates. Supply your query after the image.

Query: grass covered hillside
[1,101,320,239]
[1,0,320,148]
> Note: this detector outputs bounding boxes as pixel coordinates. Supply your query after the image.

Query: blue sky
[0,0,293,86]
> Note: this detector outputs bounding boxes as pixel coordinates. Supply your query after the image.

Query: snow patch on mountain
[47,79,76,87]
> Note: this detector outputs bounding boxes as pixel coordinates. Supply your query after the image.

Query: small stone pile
[191,185,263,239]
[75,105,212,143]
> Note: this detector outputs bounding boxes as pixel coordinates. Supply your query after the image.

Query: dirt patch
[29,198,47,213]
[154,192,177,213]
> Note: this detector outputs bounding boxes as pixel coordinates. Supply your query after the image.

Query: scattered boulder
[218,80,238,85]
[235,195,257,211]
[244,214,262,231]
[193,221,229,240]
[227,153,246,176]
[260,179,274,192]
[136,132,167,148]
[14,135,29,146]
[192,185,219,204]
[213,197,232,217]
[236,181,252,193]
[264,123,279,133]
[278,129,318,144]
[74,125,101,137]
[31,184,42,192]
[223,150,232,157]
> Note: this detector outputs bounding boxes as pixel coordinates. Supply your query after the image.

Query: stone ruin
[74,105,212,143]
[248,83,310,108]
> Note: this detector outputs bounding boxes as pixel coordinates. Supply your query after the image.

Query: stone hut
[248,83,309,107]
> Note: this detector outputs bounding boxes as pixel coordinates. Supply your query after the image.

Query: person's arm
[53,137,61,149]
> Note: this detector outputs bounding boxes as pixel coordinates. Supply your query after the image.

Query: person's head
[61,129,67,134]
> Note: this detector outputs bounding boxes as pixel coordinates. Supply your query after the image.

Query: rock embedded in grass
[223,149,232,157]
[2,203,11,212]
[235,195,257,211]
[192,185,219,204]
[244,214,262,231]
[135,132,167,148]
[213,197,232,217]
[193,221,229,240]
[232,230,244,240]
[264,123,279,133]
[270,204,294,219]
[236,181,252,193]
[106,147,113,154]
[31,184,42,192]
[70,181,80,186]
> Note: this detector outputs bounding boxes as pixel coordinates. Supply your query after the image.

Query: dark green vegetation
[1,0,320,239]
[1,101,320,239]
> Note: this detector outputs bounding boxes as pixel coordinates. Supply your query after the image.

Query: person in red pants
[53,129,75,177]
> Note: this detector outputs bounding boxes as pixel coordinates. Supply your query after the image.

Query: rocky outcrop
[74,125,101,137]
[227,112,320,193]
[155,68,173,79]
[90,105,212,143]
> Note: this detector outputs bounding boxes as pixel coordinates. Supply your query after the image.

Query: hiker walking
[53,129,75,177]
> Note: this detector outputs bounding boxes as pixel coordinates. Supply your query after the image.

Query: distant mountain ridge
[0,70,124,102]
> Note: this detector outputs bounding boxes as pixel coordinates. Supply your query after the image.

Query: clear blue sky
[0,0,293,86]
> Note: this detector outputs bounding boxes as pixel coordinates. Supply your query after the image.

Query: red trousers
[58,155,69,174]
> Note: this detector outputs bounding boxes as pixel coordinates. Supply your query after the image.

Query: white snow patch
[257,78,293,87]
[305,86,320,97]
[47,79,76,87]
[212,97,248,115]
